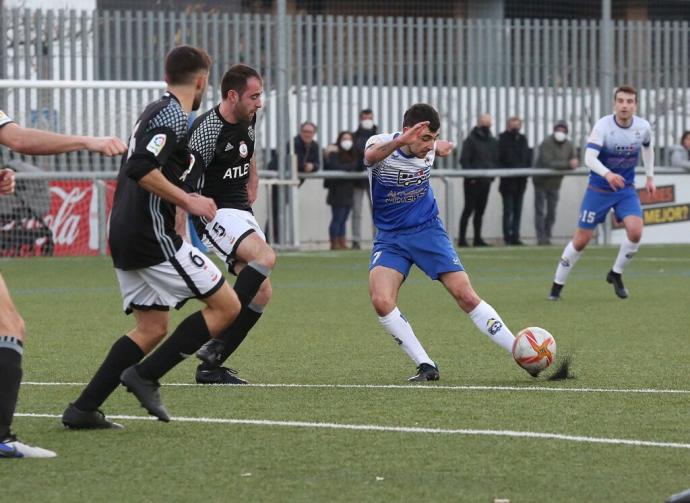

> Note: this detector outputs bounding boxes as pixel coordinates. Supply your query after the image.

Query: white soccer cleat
[0,435,57,458]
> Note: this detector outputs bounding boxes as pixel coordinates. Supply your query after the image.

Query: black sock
[74,335,144,411]
[137,311,210,381]
[0,337,23,440]
[200,306,262,369]
[234,263,268,306]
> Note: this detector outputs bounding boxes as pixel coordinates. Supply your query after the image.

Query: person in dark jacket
[294,121,321,175]
[351,109,377,249]
[458,114,497,247]
[498,117,531,245]
[324,131,357,249]
[533,120,579,245]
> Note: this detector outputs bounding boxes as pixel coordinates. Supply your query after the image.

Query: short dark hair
[164,45,212,85]
[359,108,373,117]
[221,64,262,100]
[402,103,440,132]
[614,85,637,102]
[300,121,317,132]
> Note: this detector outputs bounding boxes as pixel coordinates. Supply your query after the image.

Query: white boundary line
[15,412,690,450]
[20,381,690,394]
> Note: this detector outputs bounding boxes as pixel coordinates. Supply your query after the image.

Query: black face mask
[479,126,491,134]
[509,128,520,135]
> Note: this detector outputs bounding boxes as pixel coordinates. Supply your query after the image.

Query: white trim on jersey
[148,194,176,259]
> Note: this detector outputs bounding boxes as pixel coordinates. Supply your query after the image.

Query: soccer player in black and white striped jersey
[62,46,242,429]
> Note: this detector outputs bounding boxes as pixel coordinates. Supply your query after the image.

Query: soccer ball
[512,327,556,376]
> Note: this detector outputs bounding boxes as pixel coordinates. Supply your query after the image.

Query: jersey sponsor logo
[384,186,427,204]
[397,169,430,187]
[486,318,503,335]
[225,142,234,152]
[222,162,250,179]
[239,141,248,158]
[146,133,167,157]
[247,125,255,141]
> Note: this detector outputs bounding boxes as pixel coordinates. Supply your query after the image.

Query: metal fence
[1,9,689,167]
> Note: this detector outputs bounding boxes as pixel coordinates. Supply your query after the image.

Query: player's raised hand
[86,136,128,157]
[397,121,430,146]
[604,171,625,191]
[184,192,217,221]
[0,168,16,195]
[435,140,454,157]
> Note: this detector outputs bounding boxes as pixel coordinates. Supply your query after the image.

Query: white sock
[612,237,639,274]
[468,300,515,353]
[378,307,433,366]
[554,241,582,285]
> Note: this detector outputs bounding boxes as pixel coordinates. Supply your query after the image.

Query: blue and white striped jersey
[366,132,439,231]
[586,114,652,190]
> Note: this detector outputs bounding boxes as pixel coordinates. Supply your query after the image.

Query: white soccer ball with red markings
[512,327,556,375]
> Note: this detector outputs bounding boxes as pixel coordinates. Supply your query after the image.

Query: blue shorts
[577,186,642,229]
[369,217,464,280]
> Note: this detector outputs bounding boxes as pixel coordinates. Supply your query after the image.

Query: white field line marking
[15,412,690,450]
[20,381,690,394]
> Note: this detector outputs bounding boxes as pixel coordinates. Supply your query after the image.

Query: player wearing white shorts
[0,111,126,457]
[549,85,655,300]
[62,46,241,428]
[186,64,275,385]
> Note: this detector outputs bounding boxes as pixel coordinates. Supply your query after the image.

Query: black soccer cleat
[548,282,564,300]
[120,366,170,422]
[606,270,629,299]
[408,362,440,382]
[195,365,249,385]
[195,338,227,367]
[62,403,123,430]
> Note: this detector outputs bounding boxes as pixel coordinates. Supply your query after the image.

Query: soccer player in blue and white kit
[366,103,525,381]
[549,85,655,300]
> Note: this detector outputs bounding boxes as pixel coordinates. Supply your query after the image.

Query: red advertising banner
[44,180,99,256]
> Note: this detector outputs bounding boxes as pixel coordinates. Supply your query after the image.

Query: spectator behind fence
[352,108,377,249]
[498,117,531,245]
[458,114,497,247]
[533,120,578,245]
[669,130,690,171]
[294,121,320,175]
[324,131,357,250]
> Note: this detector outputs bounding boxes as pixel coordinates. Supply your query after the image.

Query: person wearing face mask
[351,109,378,249]
[458,114,498,247]
[323,131,358,249]
[498,117,531,245]
[533,120,578,245]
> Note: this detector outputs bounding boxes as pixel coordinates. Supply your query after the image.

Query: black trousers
[459,178,492,243]
[501,187,526,244]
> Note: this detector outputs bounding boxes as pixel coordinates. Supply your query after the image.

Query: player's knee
[257,246,276,270]
[0,310,26,341]
[454,289,480,313]
[370,293,395,316]
[254,279,272,305]
[627,229,642,243]
[138,318,168,343]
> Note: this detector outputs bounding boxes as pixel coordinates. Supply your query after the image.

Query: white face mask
[360,119,374,130]
[340,139,353,151]
[554,131,567,143]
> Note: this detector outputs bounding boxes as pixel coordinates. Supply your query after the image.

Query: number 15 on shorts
[580,210,596,224]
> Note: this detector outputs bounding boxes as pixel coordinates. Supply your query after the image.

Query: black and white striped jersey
[109,92,196,270]
[188,106,256,212]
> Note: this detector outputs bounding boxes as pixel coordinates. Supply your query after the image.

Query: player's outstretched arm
[0,122,126,156]
[364,121,430,165]
[435,140,454,157]
[138,169,217,221]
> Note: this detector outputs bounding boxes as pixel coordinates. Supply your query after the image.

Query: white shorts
[115,241,225,314]
[199,208,266,272]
